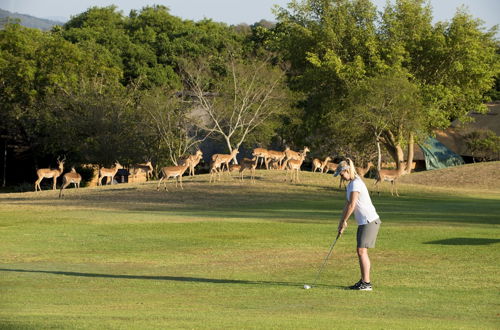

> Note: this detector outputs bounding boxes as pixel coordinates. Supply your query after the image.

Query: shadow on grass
[424,238,500,245]
[0,268,337,289]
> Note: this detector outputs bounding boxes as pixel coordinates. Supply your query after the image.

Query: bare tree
[140,88,211,166]
[181,54,291,163]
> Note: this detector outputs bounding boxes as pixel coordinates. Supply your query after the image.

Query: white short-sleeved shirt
[346,176,379,225]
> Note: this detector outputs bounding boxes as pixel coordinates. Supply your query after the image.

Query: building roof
[414,102,500,160]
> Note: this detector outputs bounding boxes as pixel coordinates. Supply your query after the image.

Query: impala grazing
[59,167,82,198]
[98,162,123,186]
[374,161,406,196]
[157,163,189,191]
[35,157,65,191]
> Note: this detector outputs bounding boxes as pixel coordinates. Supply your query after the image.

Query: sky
[0,0,498,33]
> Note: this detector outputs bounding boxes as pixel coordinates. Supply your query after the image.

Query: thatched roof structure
[414,102,500,160]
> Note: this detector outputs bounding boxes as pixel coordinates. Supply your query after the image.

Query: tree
[137,87,211,166]
[181,54,292,161]
[464,129,500,162]
[344,72,425,170]
[272,0,499,166]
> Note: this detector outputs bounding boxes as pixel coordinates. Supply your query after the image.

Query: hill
[0,8,64,31]
[399,161,500,190]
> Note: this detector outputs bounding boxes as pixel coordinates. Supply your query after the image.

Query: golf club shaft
[311,232,341,287]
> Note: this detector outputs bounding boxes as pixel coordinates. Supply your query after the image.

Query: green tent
[418,137,464,170]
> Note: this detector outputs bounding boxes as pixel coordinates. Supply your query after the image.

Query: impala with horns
[34,156,65,191]
[98,161,123,186]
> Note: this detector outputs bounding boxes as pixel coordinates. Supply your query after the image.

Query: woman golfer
[335,158,381,291]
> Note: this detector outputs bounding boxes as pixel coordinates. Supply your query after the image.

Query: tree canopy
[0,0,498,185]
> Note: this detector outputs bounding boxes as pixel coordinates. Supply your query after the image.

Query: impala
[34,156,65,191]
[134,161,154,180]
[266,149,287,168]
[285,146,310,162]
[374,161,406,196]
[239,157,258,183]
[98,162,123,186]
[312,156,331,173]
[323,161,339,174]
[252,148,270,169]
[157,163,189,191]
[211,149,239,172]
[339,161,374,189]
[181,150,203,176]
[59,167,82,198]
[285,152,306,183]
[209,155,225,183]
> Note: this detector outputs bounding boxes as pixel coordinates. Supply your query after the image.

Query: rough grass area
[400,161,500,191]
[0,167,499,329]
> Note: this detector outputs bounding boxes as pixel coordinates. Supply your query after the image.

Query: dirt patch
[399,161,500,191]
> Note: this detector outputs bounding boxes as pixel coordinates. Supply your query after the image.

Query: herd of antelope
[35,146,410,197]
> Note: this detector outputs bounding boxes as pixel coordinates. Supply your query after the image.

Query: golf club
[304,232,341,290]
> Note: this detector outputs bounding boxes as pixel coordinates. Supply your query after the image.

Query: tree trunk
[224,137,238,164]
[406,132,414,174]
[380,130,405,169]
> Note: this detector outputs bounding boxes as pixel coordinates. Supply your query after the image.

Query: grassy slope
[0,167,499,329]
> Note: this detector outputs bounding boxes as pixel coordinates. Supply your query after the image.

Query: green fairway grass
[1,169,499,329]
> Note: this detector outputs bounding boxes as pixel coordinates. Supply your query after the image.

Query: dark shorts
[357,219,381,248]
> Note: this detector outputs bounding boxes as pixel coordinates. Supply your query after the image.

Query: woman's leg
[357,247,370,283]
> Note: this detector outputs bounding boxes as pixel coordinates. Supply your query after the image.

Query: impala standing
[182,150,203,176]
[285,146,310,162]
[157,163,190,191]
[135,161,154,180]
[211,149,239,173]
[252,148,270,169]
[239,157,258,183]
[374,161,406,196]
[98,162,123,186]
[286,152,306,183]
[312,156,331,173]
[59,167,82,198]
[34,157,65,191]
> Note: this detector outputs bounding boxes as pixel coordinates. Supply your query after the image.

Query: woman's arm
[338,191,359,235]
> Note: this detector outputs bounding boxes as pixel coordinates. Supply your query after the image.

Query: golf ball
[304,284,311,290]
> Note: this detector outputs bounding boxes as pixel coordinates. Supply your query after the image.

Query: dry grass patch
[400,161,500,191]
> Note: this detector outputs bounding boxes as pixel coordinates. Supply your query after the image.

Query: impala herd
[34,146,409,197]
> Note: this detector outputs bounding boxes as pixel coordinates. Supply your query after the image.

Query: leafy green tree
[272,0,499,166]
[464,129,500,162]
[0,23,122,166]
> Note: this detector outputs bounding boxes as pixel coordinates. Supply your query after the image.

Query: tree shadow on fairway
[0,268,338,288]
[424,238,500,245]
